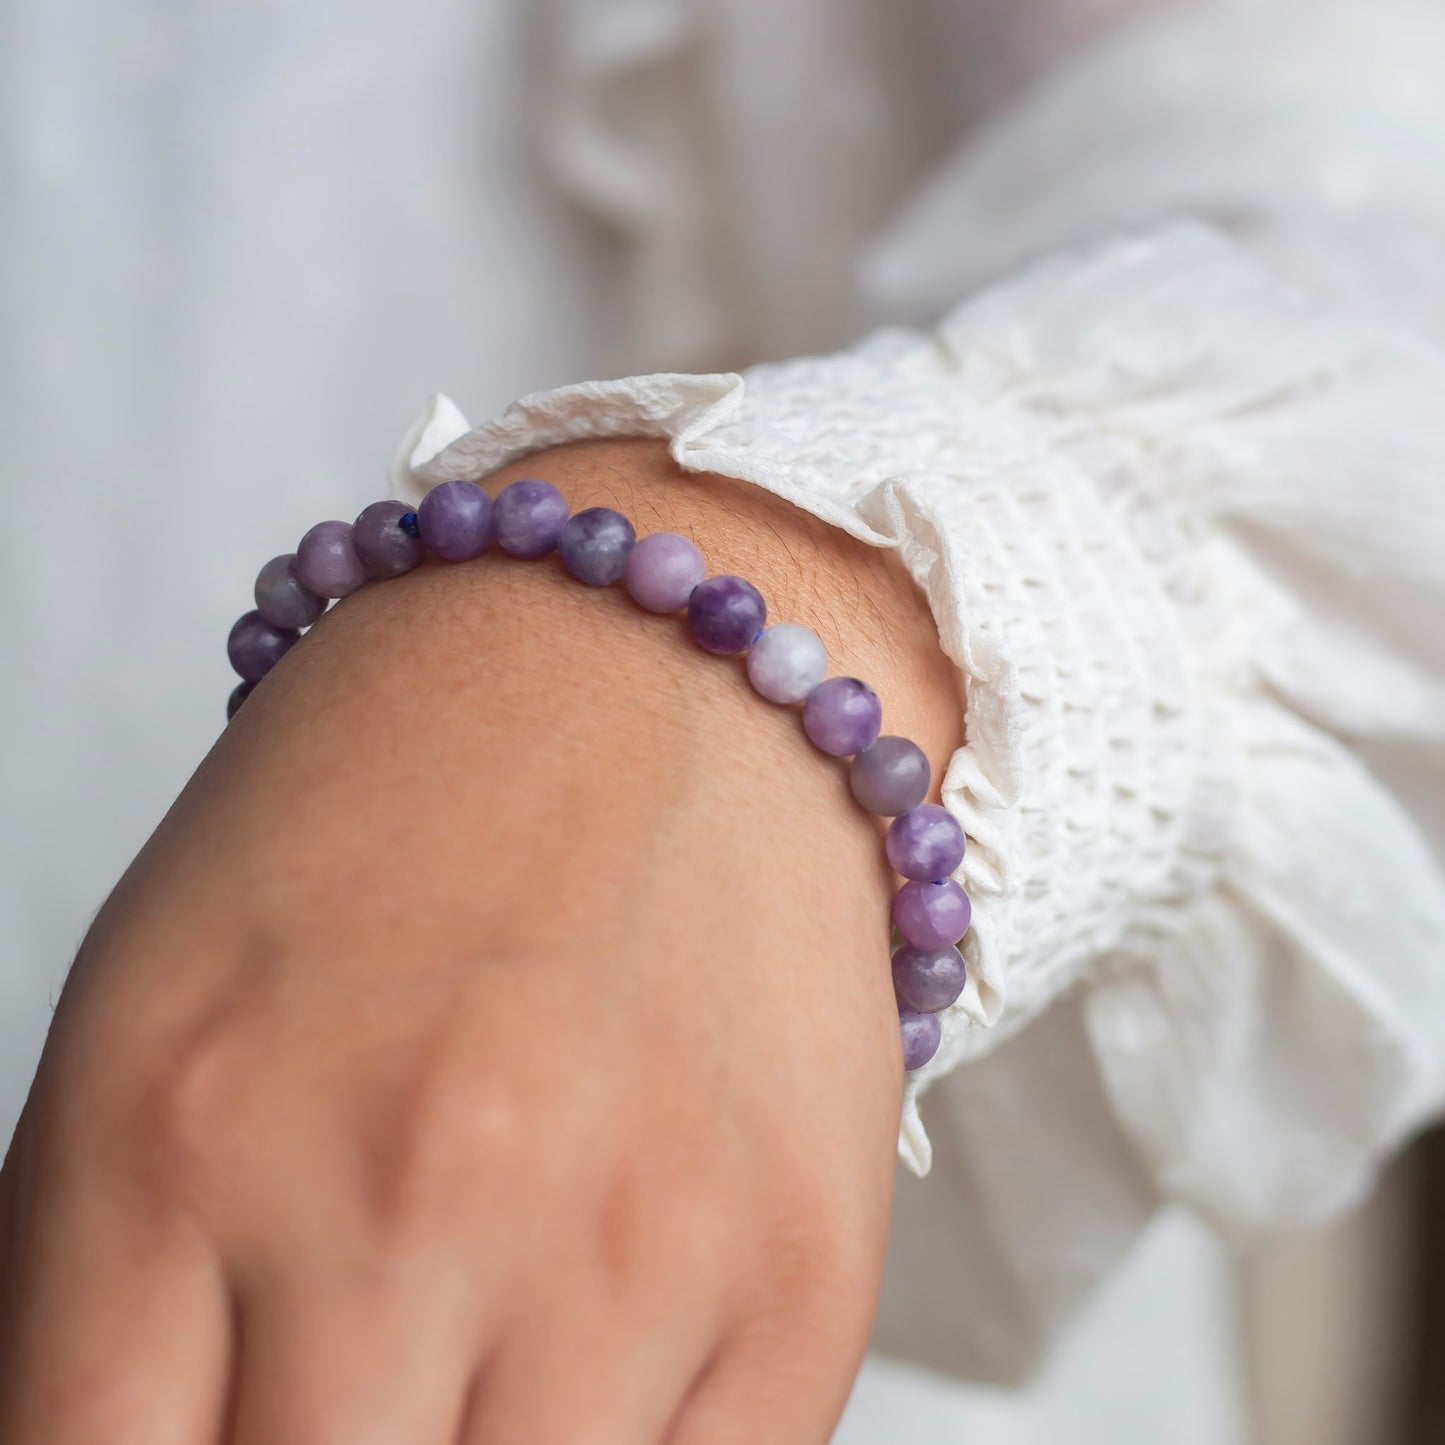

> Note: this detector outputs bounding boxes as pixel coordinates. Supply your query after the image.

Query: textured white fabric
[400,215,1445,1374]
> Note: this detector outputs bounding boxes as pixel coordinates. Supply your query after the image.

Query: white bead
[746,623,828,704]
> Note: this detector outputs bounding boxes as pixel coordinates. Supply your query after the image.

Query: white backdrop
[0,0,1250,1437]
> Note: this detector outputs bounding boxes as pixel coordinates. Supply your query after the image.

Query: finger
[0,1171,231,1444]
[664,1325,864,1445]
[460,1304,717,1445]
[225,1269,477,1445]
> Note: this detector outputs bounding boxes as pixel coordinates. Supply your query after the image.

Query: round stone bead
[418,479,493,561]
[558,506,636,586]
[353,500,426,578]
[227,610,298,681]
[850,736,930,815]
[493,477,570,558]
[295,520,370,599]
[802,677,882,756]
[886,804,966,882]
[625,532,706,612]
[686,575,767,655]
[892,944,967,1013]
[227,680,255,721]
[746,623,827,704]
[899,1008,942,1071]
[254,554,325,630]
[892,878,972,950]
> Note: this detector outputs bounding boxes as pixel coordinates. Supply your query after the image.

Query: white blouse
[397,0,1445,1381]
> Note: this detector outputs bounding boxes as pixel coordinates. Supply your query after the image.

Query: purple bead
[227,680,255,721]
[892,878,972,950]
[686,575,767,655]
[900,1008,942,1071]
[418,480,493,561]
[295,520,370,599]
[892,945,967,1013]
[747,623,828,704]
[802,677,882,756]
[625,532,706,613]
[886,804,966,882]
[850,736,930,815]
[353,500,427,579]
[254,554,325,630]
[227,610,298,681]
[493,477,570,559]
[558,506,636,586]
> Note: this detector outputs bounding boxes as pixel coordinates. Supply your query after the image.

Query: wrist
[78,440,961,1127]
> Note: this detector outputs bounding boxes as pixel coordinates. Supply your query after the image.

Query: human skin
[0,438,965,1443]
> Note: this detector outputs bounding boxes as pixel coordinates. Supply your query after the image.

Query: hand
[0,441,963,1443]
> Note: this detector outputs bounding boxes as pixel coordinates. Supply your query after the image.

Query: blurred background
[3,0,1442,1439]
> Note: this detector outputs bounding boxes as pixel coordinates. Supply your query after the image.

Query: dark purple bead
[558,506,636,586]
[886,804,966,882]
[802,677,882,756]
[353,500,426,578]
[686,575,767,655]
[227,680,255,721]
[418,479,493,561]
[850,736,930,815]
[295,520,370,599]
[493,478,570,558]
[254,554,326,630]
[227,610,298,681]
[892,945,967,1013]
[892,878,972,950]
[900,1008,942,1071]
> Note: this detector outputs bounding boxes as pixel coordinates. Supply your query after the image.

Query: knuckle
[352,1027,533,1246]
[586,1101,729,1292]
[52,1027,222,1191]
[753,1189,880,1344]
[127,1017,254,1202]
[590,1155,652,1289]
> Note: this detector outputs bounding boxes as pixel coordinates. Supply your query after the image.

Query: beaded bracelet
[225,478,971,1071]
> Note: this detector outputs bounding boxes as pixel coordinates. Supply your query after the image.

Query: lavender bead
[892,945,967,1013]
[625,532,706,612]
[493,477,569,558]
[227,610,298,681]
[850,736,930,816]
[686,575,767,655]
[892,878,972,950]
[295,520,370,599]
[418,480,493,561]
[353,500,426,578]
[746,623,827,704]
[900,1008,942,1071]
[886,804,966,882]
[254,554,325,630]
[802,677,882,756]
[558,506,636,586]
[227,680,255,721]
